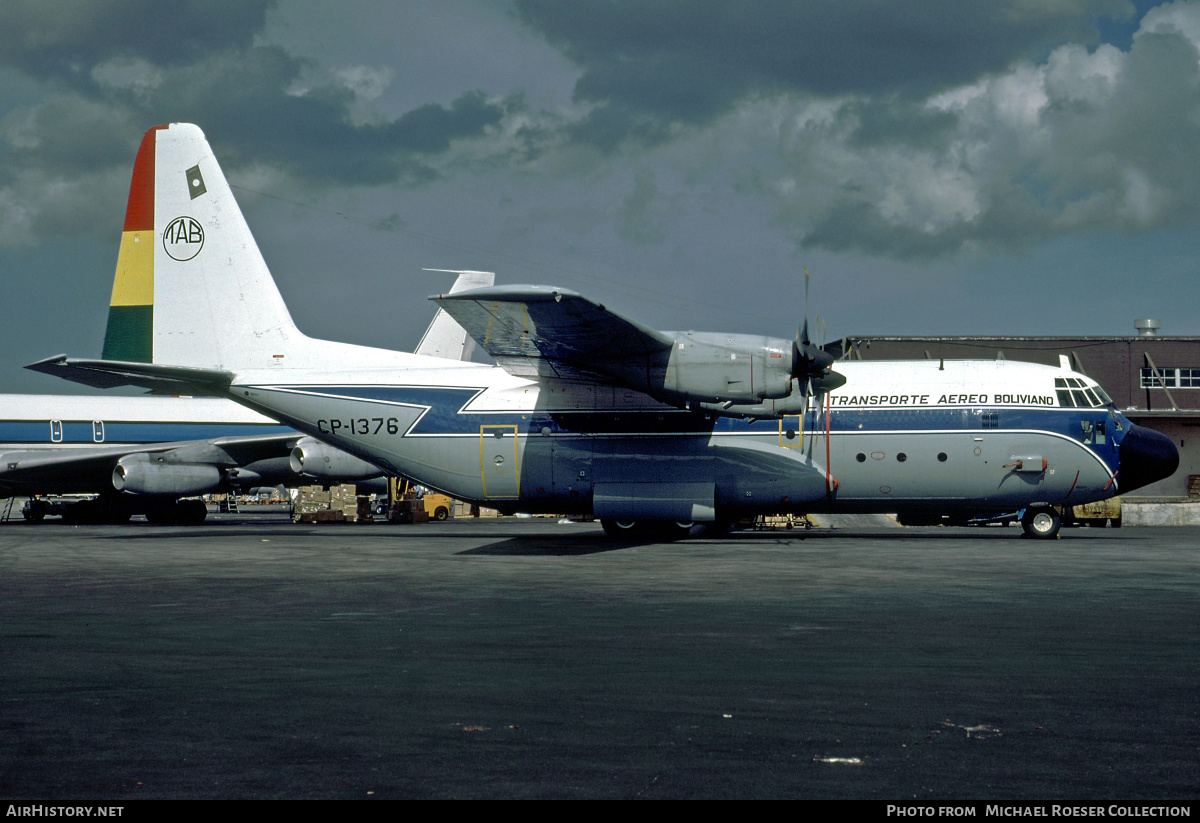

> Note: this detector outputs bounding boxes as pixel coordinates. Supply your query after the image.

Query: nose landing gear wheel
[1021,506,1062,539]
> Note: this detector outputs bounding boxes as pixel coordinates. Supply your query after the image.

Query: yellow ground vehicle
[1066,496,1121,528]
[421,493,453,521]
[385,478,455,522]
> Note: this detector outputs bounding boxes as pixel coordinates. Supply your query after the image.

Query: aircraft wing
[430,285,673,381]
[0,432,301,495]
[25,356,234,396]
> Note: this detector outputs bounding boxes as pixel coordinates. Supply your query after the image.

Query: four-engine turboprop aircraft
[29,123,1179,538]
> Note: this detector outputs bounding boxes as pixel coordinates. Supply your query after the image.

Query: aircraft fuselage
[229,358,1166,522]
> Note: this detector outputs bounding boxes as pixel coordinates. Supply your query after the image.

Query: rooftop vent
[1134,319,1161,337]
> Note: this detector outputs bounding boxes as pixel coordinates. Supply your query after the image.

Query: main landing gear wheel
[600,520,728,540]
[600,520,692,539]
[1021,506,1062,539]
[601,519,643,538]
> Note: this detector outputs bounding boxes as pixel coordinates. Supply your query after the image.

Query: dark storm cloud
[0,1,512,219]
[127,47,506,185]
[516,0,1133,148]
[0,0,274,85]
[390,92,511,155]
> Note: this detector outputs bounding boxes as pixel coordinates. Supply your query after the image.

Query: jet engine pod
[112,453,222,495]
[289,437,382,480]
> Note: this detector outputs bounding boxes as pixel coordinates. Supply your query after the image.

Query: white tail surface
[104,123,450,373]
[415,269,495,360]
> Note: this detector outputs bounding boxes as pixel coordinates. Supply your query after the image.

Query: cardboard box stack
[293,484,363,523]
[386,497,428,523]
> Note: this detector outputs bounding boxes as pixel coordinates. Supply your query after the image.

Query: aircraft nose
[1118,424,1179,494]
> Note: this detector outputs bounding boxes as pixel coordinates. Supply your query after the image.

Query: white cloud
[1139,0,1200,51]
[91,57,164,96]
[332,64,394,102]
[757,0,1200,256]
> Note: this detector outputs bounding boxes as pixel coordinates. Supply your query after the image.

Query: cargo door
[480,424,520,498]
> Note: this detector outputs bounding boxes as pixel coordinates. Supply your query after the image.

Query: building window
[1140,367,1200,388]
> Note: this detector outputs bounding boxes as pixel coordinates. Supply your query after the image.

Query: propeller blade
[790,267,842,388]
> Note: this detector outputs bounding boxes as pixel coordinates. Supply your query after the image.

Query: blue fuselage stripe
[0,420,293,445]
[250,384,1121,473]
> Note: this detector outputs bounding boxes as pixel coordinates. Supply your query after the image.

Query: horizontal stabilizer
[26,355,233,396]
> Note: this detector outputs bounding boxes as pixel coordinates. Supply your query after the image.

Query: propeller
[792,269,844,394]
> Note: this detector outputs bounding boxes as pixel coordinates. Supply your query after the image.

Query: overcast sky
[3,0,1199,394]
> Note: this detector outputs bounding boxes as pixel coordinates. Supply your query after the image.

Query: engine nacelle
[113,453,222,495]
[695,382,809,418]
[602,332,795,405]
[290,437,383,481]
[659,332,794,403]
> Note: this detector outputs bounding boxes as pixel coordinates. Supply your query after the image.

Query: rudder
[102,123,303,371]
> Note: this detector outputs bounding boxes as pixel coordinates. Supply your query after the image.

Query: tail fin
[103,124,305,371]
[415,269,494,360]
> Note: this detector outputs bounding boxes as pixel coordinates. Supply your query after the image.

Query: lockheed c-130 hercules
[30,123,1179,539]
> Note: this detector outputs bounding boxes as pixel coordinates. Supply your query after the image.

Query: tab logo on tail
[163,216,204,261]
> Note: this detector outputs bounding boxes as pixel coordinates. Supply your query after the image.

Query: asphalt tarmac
[1,512,1197,800]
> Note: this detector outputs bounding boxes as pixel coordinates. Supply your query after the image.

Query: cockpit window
[1055,377,1074,407]
[1055,377,1112,408]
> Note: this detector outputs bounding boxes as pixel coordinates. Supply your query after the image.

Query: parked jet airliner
[5,257,490,522]
[30,124,1179,538]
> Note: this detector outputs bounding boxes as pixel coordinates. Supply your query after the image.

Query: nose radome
[1118,424,1179,494]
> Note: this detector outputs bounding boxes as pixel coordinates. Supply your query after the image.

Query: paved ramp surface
[807,513,901,529]
[2,515,1197,799]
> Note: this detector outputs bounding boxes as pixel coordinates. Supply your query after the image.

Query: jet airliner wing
[431,285,673,381]
[0,432,301,495]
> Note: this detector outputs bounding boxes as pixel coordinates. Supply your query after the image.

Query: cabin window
[1081,420,1094,444]
[51,420,62,443]
[1094,420,1106,445]
[92,421,104,443]
[937,452,948,462]
[856,453,866,462]
[981,412,998,429]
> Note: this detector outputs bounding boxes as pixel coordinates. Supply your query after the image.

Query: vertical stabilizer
[102,124,306,371]
[415,270,495,360]
[97,123,475,376]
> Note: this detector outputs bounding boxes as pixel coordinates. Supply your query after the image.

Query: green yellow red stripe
[103,125,166,362]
